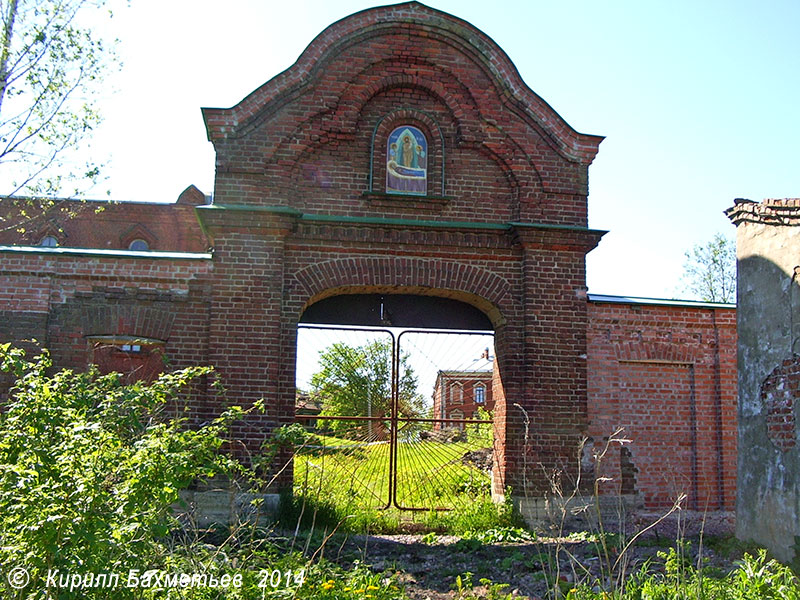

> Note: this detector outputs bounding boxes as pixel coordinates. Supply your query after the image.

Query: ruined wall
[727,198,800,564]
[588,296,737,512]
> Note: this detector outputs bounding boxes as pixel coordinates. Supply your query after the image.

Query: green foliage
[422,488,520,535]
[729,549,800,599]
[472,405,495,448]
[311,340,424,437]
[451,573,513,600]
[452,537,483,553]
[560,548,800,600]
[465,527,535,544]
[420,531,438,544]
[451,571,474,596]
[657,542,693,579]
[704,534,763,560]
[277,489,403,534]
[0,344,240,599]
[478,578,514,600]
[299,562,405,600]
[681,232,737,303]
[108,533,409,600]
[451,526,534,554]
[0,0,118,201]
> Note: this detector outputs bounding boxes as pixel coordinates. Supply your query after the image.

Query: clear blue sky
[90,0,800,300]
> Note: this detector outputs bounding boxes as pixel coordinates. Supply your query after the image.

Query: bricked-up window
[89,338,165,384]
[450,382,463,405]
[386,126,427,196]
[760,356,800,452]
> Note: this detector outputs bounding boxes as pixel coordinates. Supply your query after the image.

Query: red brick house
[0,3,736,518]
[432,350,495,428]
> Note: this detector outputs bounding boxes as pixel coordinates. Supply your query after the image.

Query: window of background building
[128,239,150,251]
[475,383,486,404]
[39,235,58,247]
[450,382,463,404]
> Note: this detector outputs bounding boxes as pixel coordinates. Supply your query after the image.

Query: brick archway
[196,3,605,502]
[292,256,512,328]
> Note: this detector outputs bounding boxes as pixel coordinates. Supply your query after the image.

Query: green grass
[284,427,513,534]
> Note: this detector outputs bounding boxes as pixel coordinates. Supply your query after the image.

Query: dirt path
[318,522,740,600]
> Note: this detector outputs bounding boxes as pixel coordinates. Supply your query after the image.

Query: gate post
[506,224,605,522]
[197,205,299,490]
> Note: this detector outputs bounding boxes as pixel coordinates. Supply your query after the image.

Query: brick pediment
[203,2,603,221]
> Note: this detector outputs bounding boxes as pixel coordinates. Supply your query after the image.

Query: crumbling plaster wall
[728,198,800,564]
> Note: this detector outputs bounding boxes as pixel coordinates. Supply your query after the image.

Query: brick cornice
[195,205,299,239]
[198,205,606,250]
[196,204,611,254]
[511,222,606,252]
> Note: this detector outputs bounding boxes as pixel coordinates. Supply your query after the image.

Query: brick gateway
[0,3,736,520]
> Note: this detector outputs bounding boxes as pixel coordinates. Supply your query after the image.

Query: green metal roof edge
[588,293,735,309]
[200,204,606,233]
[509,221,608,236]
[0,245,212,260]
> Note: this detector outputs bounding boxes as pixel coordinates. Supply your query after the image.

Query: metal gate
[294,325,496,511]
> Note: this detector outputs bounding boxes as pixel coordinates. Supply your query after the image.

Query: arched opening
[299,293,493,330]
[293,292,504,514]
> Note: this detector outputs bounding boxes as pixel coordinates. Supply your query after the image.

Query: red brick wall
[0,248,212,396]
[0,185,209,252]
[0,247,740,508]
[587,299,737,510]
[0,4,740,513]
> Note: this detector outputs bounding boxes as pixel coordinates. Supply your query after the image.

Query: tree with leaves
[0,0,117,232]
[681,232,736,303]
[310,339,424,440]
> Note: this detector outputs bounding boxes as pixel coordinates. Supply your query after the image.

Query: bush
[0,344,242,599]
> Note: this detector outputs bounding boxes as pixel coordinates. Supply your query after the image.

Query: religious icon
[386,126,427,195]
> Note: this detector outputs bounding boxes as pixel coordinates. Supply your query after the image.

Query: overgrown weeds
[510,403,796,599]
[0,345,409,599]
[3,344,800,599]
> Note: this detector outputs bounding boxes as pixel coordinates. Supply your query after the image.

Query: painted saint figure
[386,126,427,195]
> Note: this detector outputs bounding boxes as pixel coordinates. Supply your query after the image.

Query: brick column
[196,205,299,488]
[509,224,604,505]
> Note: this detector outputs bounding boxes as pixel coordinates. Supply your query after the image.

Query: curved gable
[203,2,603,225]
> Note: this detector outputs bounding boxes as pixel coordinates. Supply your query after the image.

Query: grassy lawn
[288,422,504,533]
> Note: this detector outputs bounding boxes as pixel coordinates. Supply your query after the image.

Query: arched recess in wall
[71,294,178,383]
[87,335,166,383]
[368,108,446,197]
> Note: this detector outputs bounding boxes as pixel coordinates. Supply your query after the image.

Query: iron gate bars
[295,324,495,511]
